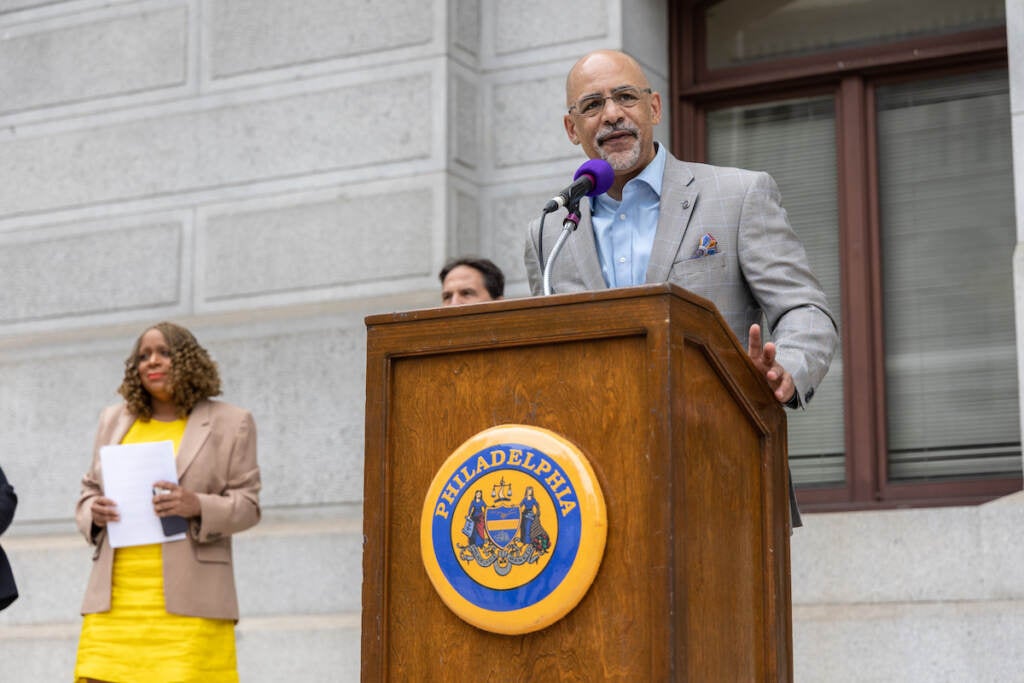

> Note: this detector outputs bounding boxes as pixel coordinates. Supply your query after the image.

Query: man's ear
[649,91,663,125]
[564,113,581,145]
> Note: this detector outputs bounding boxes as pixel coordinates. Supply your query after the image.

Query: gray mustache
[597,126,639,144]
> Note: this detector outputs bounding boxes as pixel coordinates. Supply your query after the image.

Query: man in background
[440,257,505,306]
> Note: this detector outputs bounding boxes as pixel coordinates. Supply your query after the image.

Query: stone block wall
[0,1,668,680]
[3,1,1020,681]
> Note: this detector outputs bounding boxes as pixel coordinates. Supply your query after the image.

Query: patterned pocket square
[692,232,719,258]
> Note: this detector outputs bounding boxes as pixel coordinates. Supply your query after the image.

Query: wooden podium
[361,284,793,681]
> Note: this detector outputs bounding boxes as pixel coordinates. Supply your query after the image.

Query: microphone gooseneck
[542,210,581,296]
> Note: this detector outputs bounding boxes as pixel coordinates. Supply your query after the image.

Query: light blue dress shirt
[591,142,667,288]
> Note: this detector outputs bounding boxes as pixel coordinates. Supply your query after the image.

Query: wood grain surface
[361,284,791,682]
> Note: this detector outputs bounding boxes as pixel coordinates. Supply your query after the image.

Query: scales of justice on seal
[362,284,796,682]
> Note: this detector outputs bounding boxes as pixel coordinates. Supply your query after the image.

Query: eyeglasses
[568,87,652,117]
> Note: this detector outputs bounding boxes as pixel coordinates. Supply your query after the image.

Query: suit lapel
[176,400,212,479]
[568,198,608,290]
[108,407,135,446]
[646,155,698,283]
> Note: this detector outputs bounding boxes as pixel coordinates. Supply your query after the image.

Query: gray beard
[599,139,642,172]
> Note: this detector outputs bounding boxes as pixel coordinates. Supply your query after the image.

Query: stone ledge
[794,597,1024,683]
[792,492,1024,605]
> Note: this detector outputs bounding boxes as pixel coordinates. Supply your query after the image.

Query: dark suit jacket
[76,399,261,621]
[0,465,18,611]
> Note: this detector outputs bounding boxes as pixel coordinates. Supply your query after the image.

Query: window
[706,98,845,486]
[673,0,1020,510]
[703,0,1005,70]
[877,71,1018,483]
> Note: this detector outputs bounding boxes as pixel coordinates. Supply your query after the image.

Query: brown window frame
[670,1,1021,512]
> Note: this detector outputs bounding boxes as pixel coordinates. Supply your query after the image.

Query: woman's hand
[90,497,120,527]
[152,481,202,519]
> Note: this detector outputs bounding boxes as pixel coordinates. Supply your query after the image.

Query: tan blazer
[75,399,261,621]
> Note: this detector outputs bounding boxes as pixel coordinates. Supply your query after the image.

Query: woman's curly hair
[118,322,222,419]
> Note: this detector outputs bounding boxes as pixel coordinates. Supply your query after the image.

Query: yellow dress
[74,417,239,683]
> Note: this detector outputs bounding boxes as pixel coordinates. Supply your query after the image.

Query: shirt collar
[637,141,666,198]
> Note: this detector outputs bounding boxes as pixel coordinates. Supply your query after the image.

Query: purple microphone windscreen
[574,159,615,197]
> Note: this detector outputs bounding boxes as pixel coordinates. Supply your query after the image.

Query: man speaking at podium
[524,50,837,524]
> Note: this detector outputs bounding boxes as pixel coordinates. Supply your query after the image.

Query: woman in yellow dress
[74,322,261,683]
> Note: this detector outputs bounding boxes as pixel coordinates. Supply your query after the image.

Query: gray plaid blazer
[525,151,838,410]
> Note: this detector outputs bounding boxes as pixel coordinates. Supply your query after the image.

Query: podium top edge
[364,283,714,327]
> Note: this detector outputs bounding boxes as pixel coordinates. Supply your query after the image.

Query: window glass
[877,69,1020,481]
[706,97,845,486]
[705,0,1005,70]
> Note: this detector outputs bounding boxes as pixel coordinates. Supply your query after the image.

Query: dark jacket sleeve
[0,466,16,537]
[0,465,19,611]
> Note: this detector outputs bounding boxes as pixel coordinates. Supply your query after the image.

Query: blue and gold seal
[420,424,607,635]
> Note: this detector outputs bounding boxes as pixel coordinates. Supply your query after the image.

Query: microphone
[542,159,615,213]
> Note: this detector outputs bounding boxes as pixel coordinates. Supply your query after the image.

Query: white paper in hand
[99,440,187,547]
